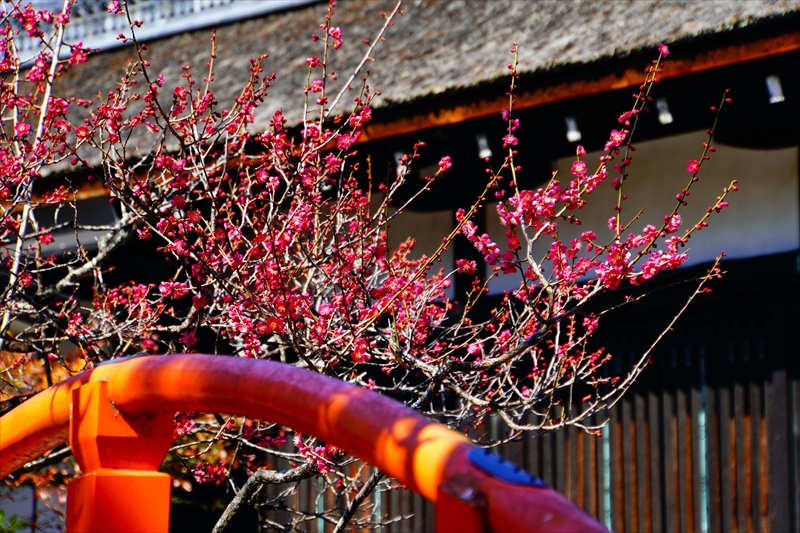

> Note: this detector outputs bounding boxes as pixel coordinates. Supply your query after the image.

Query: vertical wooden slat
[297,474,311,533]
[542,431,554,486]
[567,422,579,503]
[294,474,305,527]
[611,409,624,533]
[691,357,704,533]
[555,421,567,494]
[576,426,586,512]
[411,492,424,533]
[621,396,636,533]
[751,380,765,533]
[507,429,524,468]
[719,380,736,533]
[402,488,413,533]
[677,380,694,533]
[648,389,663,533]
[735,380,751,533]
[706,375,722,533]
[529,427,540,478]
[597,413,608,528]
[663,386,678,533]
[523,411,535,474]
[760,392,769,533]
[325,479,336,533]
[585,418,598,518]
[635,392,649,533]
[791,377,800,533]
[388,485,400,533]
[767,366,792,533]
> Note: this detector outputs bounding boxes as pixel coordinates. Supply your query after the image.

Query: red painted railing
[0,354,607,532]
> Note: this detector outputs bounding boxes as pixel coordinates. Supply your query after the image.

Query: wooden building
[16,0,800,531]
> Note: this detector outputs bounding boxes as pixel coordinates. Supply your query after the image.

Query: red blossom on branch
[0,4,737,529]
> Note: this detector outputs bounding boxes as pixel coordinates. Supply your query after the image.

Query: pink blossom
[506,233,520,250]
[595,243,632,290]
[460,220,478,239]
[173,86,189,101]
[634,250,687,284]
[309,79,323,93]
[496,203,520,227]
[180,331,199,349]
[502,134,518,146]
[264,317,284,333]
[171,195,186,209]
[55,10,70,27]
[456,259,477,275]
[48,97,69,115]
[604,129,627,151]
[571,160,587,178]
[658,43,670,57]
[582,165,607,193]
[665,214,681,234]
[348,106,372,127]
[173,412,195,440]
[328,27,343,49]
[193,462,225,483]
[192,294,208,310]
[352,338,370,362]
[466,343,482,355]
[14,122,30,138]
[337,132,360,150]
[69,43,88,66]
[302,122,321,140]
[617,109,639,124]
[438,156,452,172]
[687,159,700,174]
[159,281,189,299]
[324,153,342,173]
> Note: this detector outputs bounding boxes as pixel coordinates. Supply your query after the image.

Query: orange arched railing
[0,354,607,533]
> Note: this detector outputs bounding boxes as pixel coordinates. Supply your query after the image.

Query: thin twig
[324,0,402,119]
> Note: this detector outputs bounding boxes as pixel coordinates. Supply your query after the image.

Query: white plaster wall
[487,131,799,294]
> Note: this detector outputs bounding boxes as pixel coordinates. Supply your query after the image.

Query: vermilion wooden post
[435,485,485,533]
[66,381,173,533]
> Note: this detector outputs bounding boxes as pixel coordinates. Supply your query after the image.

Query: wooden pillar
[66,381,173,533]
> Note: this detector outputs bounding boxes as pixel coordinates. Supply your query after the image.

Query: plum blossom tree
[0,0,736,530]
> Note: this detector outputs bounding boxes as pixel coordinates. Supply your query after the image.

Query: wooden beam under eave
[359,29,800,143]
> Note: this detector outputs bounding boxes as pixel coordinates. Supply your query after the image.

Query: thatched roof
[54,0,800,134]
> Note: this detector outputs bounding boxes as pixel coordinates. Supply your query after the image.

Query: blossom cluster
[0,3,735,527]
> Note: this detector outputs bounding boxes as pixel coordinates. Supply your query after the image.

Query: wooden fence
[254,302,800,533]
